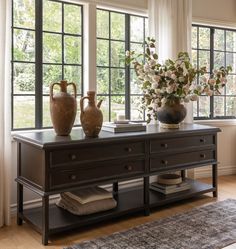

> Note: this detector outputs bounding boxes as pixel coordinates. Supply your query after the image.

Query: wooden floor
[1,175,236,249]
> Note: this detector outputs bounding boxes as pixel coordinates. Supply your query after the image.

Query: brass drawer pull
[70,154,77,161]
[125,147,132,152]
[125,165,133,171]
[69,174,77,180]
[161,143,168,149]
[200,154,206,159]
[161,160,168,165]
[200,138,206,143]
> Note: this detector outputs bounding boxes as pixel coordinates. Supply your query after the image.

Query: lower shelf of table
[21,178,215,235]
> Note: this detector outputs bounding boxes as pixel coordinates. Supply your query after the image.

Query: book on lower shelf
[102,122,146,133]
[150,181,191,194]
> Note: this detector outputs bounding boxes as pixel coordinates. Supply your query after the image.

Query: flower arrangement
[126,38,232,123]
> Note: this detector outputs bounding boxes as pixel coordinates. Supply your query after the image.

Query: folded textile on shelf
[63,186,113,204]
[56,193,117,215]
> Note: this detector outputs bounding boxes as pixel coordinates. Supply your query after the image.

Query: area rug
[64,199,236,249]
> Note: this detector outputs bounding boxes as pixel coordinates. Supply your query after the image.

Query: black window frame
[11,0,83,130]
[193,24,236,120]
[96,8,147,122]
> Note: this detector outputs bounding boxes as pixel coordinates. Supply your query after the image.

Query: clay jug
[80,91,103,137]
[50,80,77,136]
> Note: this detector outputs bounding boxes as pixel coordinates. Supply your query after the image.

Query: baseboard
[10,178,145,216]
[195,165,236,179]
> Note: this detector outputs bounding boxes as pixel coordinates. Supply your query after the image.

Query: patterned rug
[64,199,236,249]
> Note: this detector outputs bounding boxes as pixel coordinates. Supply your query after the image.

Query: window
[192,25,236,119]
[96,9,148,122]
[12,0,83,130]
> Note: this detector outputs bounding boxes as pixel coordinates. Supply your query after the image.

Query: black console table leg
[113,182,118,200]
[17,183,23,225]
[212,164,218,197]
[144,177,150,216]
[42,196,49,245]
[181,170,186,180]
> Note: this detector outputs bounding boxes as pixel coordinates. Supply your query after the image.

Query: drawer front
[150,135,214,153]
[50,159,145,188]
[150,150,215,171]
[50,141,145,167]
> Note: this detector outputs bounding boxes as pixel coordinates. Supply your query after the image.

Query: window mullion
[125,14,130,120]
[35,0,43,129]
[210,28,214,119]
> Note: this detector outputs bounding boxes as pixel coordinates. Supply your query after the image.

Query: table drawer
[150,135,214,153]
[50,141,145,167]
[50,159,145,188]
[150,150,215,171]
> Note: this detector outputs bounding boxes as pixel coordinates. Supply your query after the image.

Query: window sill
[194,119,236,127]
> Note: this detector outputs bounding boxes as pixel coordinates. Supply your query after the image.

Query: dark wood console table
[14,124,220,245]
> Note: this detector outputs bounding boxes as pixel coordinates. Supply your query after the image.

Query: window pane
[192,26,197,49]
[97,10,109,38]
[43,0,62,32]
[13,96,35,129]
[14,0,35,29]
[214,96,225,117]
[43,96,52,127]
[97,68,109,94]
[226,97,236,117]
[130,16,144,43]
[98,96,109,122]
[14,29,35,61]
[130,96,143,120]
[214,29,224,51]
[111,12,125,40]
[199,28,210,49]
[43,65,62,94]
[43,33,62,63]
[214,51,225,68]
[193,101,198,117]
[130,43,144,55]
[226,75,236,95]
[74,99,81,125]
[111,41,125,67]
[226,53,236,74]
[13,63,35,94]
[199,96,210,117]
[111,96,125,121]
[130,69,142,94]
[97,39,109,66]
[145,18,149,39]
[64,66,82,94]
[64,4,81,34]
[199,50,210,72]
[192,49,197,68]
[111,68,125,94]
[64,36,81,64]
[226,31,236,52]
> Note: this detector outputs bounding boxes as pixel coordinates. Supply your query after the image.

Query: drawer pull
[69,174,77,180]
[70,154,77,161]
[125,165,133,171]
[200,138,206,143]
[200,154,206,159]
[125,147,132,153]
[161,160,168,165]
[161,143,168,149]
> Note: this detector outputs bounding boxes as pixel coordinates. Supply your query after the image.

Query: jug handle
[67,82,77,99]
[80,96,89,114]
[50,83,61,101]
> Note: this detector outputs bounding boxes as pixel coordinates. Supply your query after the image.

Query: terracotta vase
[157,98,187,129]
[50,80,77,136]
[80,91,103,137]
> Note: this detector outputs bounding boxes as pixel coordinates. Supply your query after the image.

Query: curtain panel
[148,0,193,123]
[0,0,12,227]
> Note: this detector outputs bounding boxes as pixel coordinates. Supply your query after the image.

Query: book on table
[102,122,146,133]
[150,181,191,194]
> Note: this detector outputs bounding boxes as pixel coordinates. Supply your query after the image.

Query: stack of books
[102,122,146,133]
[150,181,191,195]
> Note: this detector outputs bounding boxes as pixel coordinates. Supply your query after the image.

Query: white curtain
[148,0,193,123]
[0,0,12,227]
